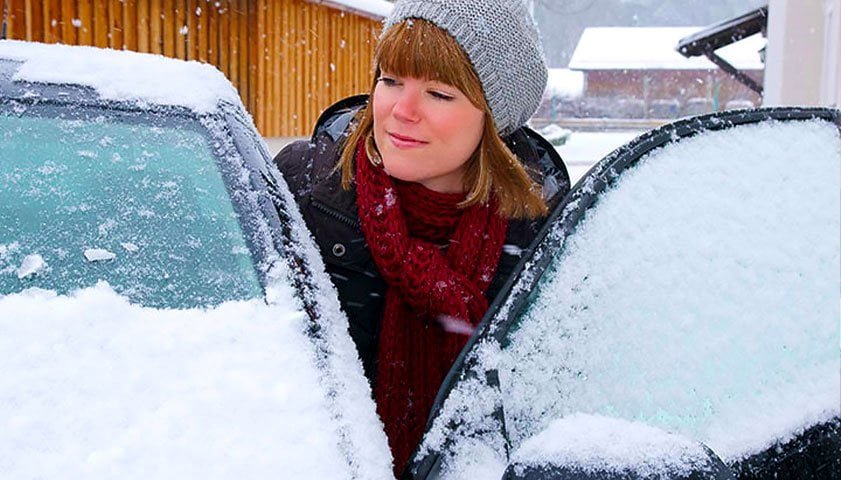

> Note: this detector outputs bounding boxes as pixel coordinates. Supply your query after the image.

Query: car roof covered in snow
[568,27,765,71]
[0,40,241,113]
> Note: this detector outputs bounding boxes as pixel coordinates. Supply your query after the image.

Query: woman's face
[372,73,485,194]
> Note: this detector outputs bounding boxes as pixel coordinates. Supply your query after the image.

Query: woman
[274,0,567,474]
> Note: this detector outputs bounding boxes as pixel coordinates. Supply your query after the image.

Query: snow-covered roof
[546,68,585,99]
[308,0,393,20]
[569,27,765,71]
[0,40,240,113]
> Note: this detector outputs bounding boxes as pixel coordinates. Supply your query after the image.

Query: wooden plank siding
[2,0,379,137]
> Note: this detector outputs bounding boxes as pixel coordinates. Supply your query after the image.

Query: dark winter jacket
[273,95,570,385]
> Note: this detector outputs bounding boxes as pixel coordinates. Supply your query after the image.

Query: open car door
[407,107,841,480]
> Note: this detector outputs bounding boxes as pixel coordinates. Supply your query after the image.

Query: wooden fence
[2,0,380,136]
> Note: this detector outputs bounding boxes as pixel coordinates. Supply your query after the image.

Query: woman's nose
[392,87,421,123]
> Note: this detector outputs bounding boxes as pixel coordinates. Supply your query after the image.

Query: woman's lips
[388,132,427,148]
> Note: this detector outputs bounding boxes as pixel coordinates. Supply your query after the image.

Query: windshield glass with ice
[500,118,841,464]
[0,110,261,308]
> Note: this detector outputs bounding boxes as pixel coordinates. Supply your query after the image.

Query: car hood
[0,282,388,479]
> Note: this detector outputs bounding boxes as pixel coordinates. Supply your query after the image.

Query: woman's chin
[383,170,421,185]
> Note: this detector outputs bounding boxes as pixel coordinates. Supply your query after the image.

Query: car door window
[0,108,261,308]
[499,113,840,458]
[409,108,840,479]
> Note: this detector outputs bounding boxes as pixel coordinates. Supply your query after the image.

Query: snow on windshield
[201,113,394,479]
[0,281,386,479]
[0,40,240,113]
[263,151,396,480]
[501,118,841,464]
[198,112,393,478]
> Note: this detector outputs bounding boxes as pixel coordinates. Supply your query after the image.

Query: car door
[406,107,841,480]
[0,42,392,479]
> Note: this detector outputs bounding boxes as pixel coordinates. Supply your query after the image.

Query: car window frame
[407,106,841,480]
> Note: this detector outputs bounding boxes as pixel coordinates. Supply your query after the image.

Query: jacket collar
[310,126,361,223]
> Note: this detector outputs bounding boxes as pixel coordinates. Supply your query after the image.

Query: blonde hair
[337,19,547,219]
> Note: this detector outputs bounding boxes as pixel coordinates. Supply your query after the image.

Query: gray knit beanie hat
[383,0,548,135]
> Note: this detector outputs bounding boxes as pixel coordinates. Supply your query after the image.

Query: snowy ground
[264,130,646,187]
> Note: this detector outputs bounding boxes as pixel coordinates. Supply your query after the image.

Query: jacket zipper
[313,199,361,229]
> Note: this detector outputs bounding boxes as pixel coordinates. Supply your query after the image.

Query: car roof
[0,40,240,114]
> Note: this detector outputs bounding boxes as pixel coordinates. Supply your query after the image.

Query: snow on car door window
[499,117,840,465]
[0,111,261,308]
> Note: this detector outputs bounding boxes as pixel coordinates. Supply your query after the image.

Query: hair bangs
[375,19,482,105]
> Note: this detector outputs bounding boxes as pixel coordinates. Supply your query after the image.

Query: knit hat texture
[384,0,548,135]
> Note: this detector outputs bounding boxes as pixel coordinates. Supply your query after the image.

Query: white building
[763,0,840,107]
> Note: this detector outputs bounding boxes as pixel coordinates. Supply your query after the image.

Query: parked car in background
[1,40,839,480]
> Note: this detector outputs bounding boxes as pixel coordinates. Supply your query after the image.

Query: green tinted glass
[0,112,262,308]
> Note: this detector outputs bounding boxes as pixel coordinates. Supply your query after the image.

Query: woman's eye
[429,91,454,101]
[378,76,398,86]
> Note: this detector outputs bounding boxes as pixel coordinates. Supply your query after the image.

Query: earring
[366,136,383,166]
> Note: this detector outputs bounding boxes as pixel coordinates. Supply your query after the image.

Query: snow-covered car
[407,108,841,480]
[0,40,392,479]
[2,40,839,480]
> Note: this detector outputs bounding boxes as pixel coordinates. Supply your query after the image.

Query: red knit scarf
[354,141,508,475]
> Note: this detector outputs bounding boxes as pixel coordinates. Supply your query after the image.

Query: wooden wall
[2,0,380,136]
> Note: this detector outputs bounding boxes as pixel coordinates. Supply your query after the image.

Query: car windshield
[0,107,262,308]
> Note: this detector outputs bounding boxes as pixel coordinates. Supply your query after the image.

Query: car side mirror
[501,414,735,480]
